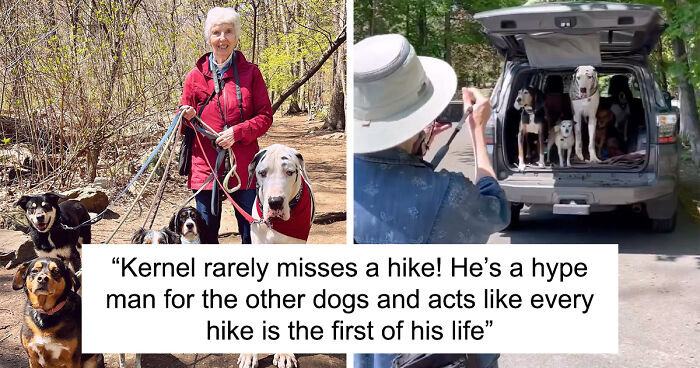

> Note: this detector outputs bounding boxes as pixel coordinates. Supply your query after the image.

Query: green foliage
[356,0,699,93]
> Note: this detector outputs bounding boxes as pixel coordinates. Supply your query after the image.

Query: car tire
[650,212,676,233]
[507,203,523,229]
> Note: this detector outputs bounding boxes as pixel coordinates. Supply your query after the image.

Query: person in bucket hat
[354,34,509,244]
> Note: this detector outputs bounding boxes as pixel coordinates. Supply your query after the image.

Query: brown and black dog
[12,257,104,368]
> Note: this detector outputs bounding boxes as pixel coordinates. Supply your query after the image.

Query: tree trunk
[272,27,347,114]
[322,9,346,132]
[251,0,258,64]
[672,36,700,166]
[444,3,452,63]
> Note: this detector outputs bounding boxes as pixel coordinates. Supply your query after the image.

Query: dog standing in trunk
[570,65,601,163]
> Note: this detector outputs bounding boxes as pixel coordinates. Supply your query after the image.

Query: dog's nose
[36,274,48,284]
[36,214,45,221]
[580,87,587,93]
[186,223,194,230]
[268,196,284,210]
[516,97,521,102]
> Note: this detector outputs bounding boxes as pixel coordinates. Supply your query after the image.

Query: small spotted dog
[130,227,180,244]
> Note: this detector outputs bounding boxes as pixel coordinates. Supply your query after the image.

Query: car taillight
[485,113,496,144]
[656,113,678,144]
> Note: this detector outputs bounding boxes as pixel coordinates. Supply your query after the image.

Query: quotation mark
[112,257,120,265]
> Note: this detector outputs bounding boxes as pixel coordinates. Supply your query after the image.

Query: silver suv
[475,2,679,232]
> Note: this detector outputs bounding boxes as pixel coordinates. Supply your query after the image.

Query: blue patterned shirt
[354,148,509,243]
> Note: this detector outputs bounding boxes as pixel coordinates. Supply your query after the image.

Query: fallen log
[313,211,346,225]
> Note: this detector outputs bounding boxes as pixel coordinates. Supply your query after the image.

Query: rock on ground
[62,187,109,213]
[0,230,36,269]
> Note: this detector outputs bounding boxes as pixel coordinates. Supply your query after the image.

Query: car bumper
[501,178,676,206]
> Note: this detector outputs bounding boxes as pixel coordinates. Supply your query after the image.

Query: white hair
[204,7,242,41]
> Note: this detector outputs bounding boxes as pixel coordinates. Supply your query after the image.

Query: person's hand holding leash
[181,105,196,120]
[463,87,497,180]
[216,126,235,149]
[463,87,489,132]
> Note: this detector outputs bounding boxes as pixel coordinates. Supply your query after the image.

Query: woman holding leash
[180,7,273,244]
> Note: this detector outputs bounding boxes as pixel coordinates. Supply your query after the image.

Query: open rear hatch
[474,2,665,67]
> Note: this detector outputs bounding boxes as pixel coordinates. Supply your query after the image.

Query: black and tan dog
[15,192,91,273]
[168,206,208,244]
[12,257,104,368]
[513,87,547,171]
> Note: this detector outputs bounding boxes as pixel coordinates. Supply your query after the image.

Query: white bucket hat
[354,34,457,154]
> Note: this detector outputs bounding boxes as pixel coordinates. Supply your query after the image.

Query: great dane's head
[248,144,309,221]
[15,192,64,233]
[573,66,598,98]
[513,87,542,112]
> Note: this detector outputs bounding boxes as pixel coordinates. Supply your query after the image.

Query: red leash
[188,119,257,224]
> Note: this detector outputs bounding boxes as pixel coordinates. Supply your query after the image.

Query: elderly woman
[180,7,272,244]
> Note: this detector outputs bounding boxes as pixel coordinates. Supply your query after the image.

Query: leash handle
[191,122,256,223]
[429,106,473,167]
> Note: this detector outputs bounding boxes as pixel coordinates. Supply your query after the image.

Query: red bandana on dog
[255,178,313,241]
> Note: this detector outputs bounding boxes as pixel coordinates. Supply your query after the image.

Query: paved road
[425,124,700,367]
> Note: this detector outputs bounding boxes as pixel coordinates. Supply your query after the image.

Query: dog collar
[36,300,66,315]
[255,176,313,240]
[288,183,304,210]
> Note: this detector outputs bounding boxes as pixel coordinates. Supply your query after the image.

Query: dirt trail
[0,114,346,367]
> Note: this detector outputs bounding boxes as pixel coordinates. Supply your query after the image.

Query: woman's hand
[182,105,196,120]
[462,87,497,180]
[215,127,235,149]
[463,87,490,133]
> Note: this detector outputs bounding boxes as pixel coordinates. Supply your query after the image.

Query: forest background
[354,0,700,165]
[0,0,346,188]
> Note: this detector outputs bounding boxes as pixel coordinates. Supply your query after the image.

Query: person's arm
[179,71,197,134]
[462,87,496,181]
[216,66,273,148]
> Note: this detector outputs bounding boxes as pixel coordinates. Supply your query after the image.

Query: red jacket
[180,52,273,190]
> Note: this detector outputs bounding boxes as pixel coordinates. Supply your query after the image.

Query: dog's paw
[273,353,297,368]
[238,354,258,368]
[517,162,526,172]
[588,154,601,164]
[537,160,545,168]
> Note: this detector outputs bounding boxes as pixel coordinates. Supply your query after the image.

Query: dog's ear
[67,267,80,292]
[131,228,146,244]
[168,212,178,232]
[44,192,65,206]
[248,149,267,188]
[194,209,207,231]
[554,125,561,133]
[15,195,31,210]
[294,150,311,184]
[12,261,30,290]
[163,228,180,244]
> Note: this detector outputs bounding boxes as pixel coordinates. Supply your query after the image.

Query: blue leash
[61,111,182,230]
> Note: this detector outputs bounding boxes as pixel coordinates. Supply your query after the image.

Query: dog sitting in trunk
[513,87,546,171]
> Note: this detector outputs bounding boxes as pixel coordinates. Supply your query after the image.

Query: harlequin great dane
[248,144,315,244]
[570,65,601,163]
